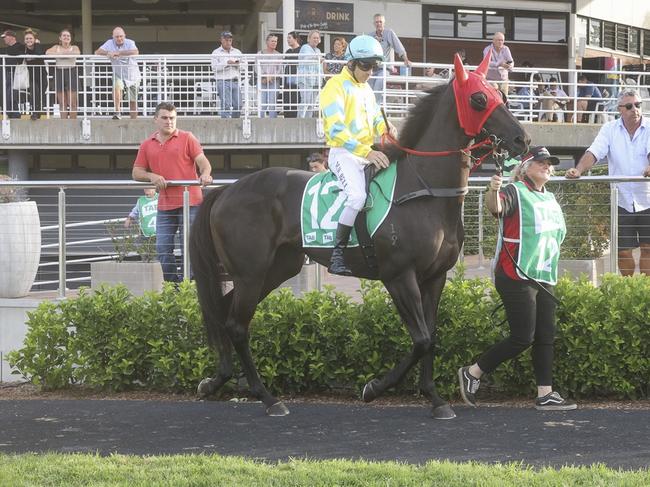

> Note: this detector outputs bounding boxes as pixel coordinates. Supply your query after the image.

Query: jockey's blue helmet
[345,35,383,62]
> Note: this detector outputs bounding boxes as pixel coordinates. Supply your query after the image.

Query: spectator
[211,31,242,119]
[283,31,301,118]
[539,77,568,122]
[458,147,576,412]
[455,49,468,64]
[297,30,322,118]
[482,32,513,95]
[46,28,80,119]
[257,34,282,118]
[124,188,158,238]
[95,26,140,120]
[415,66,444,91]
[369,13,411,100]
[22,29,47,121]
[132,102,212,283]
[307,152,328,172]
[566,88,650,276]
[516,73,542,113]
[323,37,347,76]
[576,74,603,123]
[2,30,23,119]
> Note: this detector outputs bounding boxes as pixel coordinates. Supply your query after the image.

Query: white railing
[2,54,649,123]
[1,175,648,298]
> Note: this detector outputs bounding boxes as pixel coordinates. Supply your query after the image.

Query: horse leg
[225,249,305,416]
[197,289,235,398]
[362,271,431,403]
[418,274,456,420]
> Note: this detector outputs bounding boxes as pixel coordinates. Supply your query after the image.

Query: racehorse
[190,54,530,419]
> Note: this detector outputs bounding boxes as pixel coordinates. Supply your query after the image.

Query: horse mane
[383,83,450,162]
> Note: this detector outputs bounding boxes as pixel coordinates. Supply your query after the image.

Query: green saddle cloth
[301,163,397,248]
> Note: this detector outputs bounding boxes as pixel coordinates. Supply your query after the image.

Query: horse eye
[470,92,488,111]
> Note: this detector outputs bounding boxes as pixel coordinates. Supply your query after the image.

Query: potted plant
[90,221,163,296]
[0,175,41,298]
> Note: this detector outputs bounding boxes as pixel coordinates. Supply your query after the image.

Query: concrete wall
[0,118,600,151]
[577,0,650,29]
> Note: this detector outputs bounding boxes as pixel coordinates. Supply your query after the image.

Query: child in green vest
[458,146,577,411]
[125,188,158,238]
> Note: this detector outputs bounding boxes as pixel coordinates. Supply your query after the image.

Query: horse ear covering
[454,53,468,85]
[476,52,490,78]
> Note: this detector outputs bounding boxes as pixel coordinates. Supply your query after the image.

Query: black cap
[221,31,233,38]
[522,146,560,165]
[1,30,16,38]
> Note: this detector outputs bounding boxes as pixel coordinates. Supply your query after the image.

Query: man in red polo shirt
[132,101,212,282]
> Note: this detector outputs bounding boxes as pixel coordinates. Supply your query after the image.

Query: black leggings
[477,275,556,386]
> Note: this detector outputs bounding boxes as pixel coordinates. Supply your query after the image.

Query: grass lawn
[0,454,649,486]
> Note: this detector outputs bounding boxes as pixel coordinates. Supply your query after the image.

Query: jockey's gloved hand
[367,150,390,169]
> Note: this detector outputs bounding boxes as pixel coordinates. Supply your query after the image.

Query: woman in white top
[46,29,80,119]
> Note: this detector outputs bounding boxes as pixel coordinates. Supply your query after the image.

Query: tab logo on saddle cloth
[300,164,397,248]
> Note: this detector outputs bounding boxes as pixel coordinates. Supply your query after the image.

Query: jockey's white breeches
[328,148,368,226]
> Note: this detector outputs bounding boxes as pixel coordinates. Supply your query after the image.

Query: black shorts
[618,206,650,250]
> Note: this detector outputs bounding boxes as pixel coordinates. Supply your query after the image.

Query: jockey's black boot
[328,223,353,276]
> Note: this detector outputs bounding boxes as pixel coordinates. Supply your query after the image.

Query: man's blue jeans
[216,78,241,118]
[156,206,199,282]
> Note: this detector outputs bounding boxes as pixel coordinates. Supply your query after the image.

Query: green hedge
[8,274,650,399]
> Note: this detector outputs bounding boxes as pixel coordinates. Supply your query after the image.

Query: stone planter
[279,262,322,295]
[91,261,164,296]
[0,201,41,298]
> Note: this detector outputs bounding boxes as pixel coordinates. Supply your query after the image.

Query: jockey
[319,34,397,275]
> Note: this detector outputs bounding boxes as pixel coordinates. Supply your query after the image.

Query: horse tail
[190,185,229,349]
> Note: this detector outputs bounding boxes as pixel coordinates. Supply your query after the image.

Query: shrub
[8,275,650,399]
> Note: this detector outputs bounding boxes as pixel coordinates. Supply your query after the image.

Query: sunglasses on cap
[356,60,381,71]
[618,101,642,110]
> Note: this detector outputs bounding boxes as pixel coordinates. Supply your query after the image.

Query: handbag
[13,62,30,91]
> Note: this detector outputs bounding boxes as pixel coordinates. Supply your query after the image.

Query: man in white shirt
[211,31,242,118]
[95,26,140,119]
[566,88,650,275]
[482,32,513,95]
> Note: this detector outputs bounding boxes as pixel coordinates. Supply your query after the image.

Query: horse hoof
[197,378,216,397]
[362,379,381,403]
[431,404,456,420]
[266,401,290,417]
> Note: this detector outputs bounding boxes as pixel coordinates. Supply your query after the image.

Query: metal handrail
[1,175,647,296]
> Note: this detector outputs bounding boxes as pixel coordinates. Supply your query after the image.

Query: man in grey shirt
[482,32,513,95]
[369,13,411,102]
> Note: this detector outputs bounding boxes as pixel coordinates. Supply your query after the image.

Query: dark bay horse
[190,55,529,419]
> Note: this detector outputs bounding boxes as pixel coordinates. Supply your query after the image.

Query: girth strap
[394,187,469,206]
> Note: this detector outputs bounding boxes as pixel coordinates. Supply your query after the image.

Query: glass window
[588,19,602,47]
[514,15,538,41]
[629,29,639,55]
[644,30,650,57]
[39,154,73,170]
[428,11,454,38]
[115,154,137,169]
[204,152,225,169]
[230,154,262,170]
[576,16,588,40]
[457,12,483,39]
[603,22,616,50]
[268,153,302,168]
[541,15,566,42]
[485,12,505,38]
[78,154,111,169]
[616,24,628,52]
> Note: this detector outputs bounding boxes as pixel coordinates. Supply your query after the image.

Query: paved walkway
[0,399,648,469]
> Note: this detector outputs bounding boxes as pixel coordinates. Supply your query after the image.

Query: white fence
[2,54,650,122]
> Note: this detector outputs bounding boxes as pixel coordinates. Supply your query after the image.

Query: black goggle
[618,101,642,110]
[356,60,381,71]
